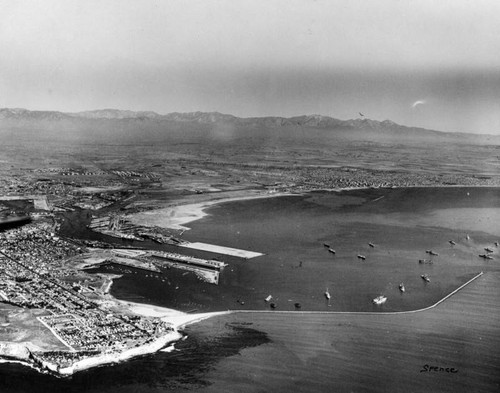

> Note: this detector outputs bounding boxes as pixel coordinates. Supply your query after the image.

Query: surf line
[231,271,484,316]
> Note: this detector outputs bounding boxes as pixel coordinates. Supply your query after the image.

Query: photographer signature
[420,364,458,373]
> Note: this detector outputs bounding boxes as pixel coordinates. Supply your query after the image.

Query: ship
[357,254,366,260]
[421,274,430,283]
[328,248,336,254]
[324,289,331,300]
[399,283,405,293]
[265,295,272,302]
[479,254,493,260]
[373,295,387,305]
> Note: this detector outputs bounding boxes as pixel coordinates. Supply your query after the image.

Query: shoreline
[0,264,487,376]
[1,185,498,378]
[126,184,500,232]
[0,297,229,378]
[111,299,230,329]
[125,190,301,231]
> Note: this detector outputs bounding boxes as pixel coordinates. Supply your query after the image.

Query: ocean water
[107,187,500,313]
[0,322,270,393]
[2,187,500,392]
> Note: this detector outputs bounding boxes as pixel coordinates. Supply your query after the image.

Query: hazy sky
[1,0,500,134]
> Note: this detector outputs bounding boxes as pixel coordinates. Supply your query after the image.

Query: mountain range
[0,107,496,145]
[0,107,438,131]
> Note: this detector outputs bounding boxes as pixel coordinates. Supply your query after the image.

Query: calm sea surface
[108,187,499,313]
[1,187,499,392]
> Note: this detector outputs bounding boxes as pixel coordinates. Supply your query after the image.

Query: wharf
[84,257,160,273]
[179,242,263,259]
[150,251,226,270]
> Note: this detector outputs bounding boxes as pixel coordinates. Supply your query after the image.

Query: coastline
[55,331,183,376]
[125,184,500,232]
[112,299,230,329]
[125,190,301,231]
[0,294,228,378]
[0,266,481,378]
[2,185,499,378]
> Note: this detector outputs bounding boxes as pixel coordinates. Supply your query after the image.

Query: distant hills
[0,107,496,145]
[0,107,432,131]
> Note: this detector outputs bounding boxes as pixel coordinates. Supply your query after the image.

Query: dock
[178,242,263,259]
[151,251,227,270]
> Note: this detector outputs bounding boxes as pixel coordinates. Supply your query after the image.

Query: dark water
[82,187,500,313]
[3,187,499,392]
[0,322,269,393]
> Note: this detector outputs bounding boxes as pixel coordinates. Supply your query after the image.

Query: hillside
[0,107,497,147]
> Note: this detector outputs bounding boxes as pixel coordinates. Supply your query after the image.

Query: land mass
[1,107,499,380]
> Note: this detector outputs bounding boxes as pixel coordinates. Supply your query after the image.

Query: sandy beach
[126,185,500,233]
[113,299,229,329]
[125,190,300,231]
[0,297,228,377]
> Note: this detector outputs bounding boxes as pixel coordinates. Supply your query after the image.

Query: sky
[1,0,500,134]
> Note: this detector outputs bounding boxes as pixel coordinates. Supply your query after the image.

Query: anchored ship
[373,295,387,305]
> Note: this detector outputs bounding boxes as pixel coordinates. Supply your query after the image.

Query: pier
[150,251,227,271]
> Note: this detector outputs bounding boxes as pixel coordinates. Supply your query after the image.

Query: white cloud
[412,100,426,109]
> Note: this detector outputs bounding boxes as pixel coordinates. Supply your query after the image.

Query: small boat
[421,274,430,283]
[479,254,493,260]
[265,295,272,302]
[418,259,433,264]
[357,254,366,260]
[323,243,330,248]
[466,234,470,240]
[368,242,375,248]
[294,302,301,309]
[373,295,387,305]
[270,302,277,309]
[328,248,336,254]
[495,241,499,247]
[399,283,405,293]
[485,247,493,253]
[324,288,331,300]
[449,240,456,245]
